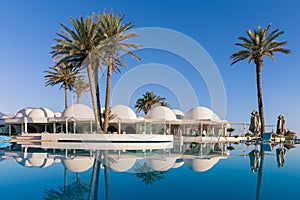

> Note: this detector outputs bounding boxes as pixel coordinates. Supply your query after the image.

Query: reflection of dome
[62,156,94,172]
[146,106,177,120]
[172,158,184,168]
[110,105,137,120]
[62,104,94,120]
[184,106,220,121]
[145,156,177,171]
[184,157,220,172]
[109,156,137,172]
[172,109,184,119]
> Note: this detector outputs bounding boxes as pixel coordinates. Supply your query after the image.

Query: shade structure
[249,110,261,135]
[276,115,286,135]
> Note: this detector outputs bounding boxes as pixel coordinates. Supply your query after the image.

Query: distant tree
[227,128,235,137]
[135,91,169,114]
[44,63,80,109]
[231,24,291,135]
[73,77,90,104]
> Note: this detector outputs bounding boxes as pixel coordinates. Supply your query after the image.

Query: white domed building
[108,104,139,134]
[3,107,56,134]
[182,106,228,137]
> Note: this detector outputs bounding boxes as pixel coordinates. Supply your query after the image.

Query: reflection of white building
[0,104,229,136]
[2,142,228,173]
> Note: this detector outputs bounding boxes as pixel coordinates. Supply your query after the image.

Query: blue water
[0,142,299,200]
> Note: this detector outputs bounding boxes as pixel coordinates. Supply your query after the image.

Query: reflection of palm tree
[44,172,88,200]
[88,151,101,200]
[256,145,264,200]
[134,162,166,185]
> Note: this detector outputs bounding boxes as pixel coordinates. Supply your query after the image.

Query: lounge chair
[261,132,272,143]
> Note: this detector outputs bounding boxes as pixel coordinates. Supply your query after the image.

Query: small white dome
[62,104,95,120]
[28,108,54,119]
[54,112,62,117]
[14,107,33,118]
[110,105,137,120]
[172,109,185,119]
[184,157,220,172]
[146,106,177,120]
[62,156,94,172]
[184,106,220,121]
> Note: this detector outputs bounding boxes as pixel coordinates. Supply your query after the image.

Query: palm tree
[230,24,291,134]
[94,10,141,132]
[135,91,169,114]
[44,63,80,109]
[51,16,103,131]
[73,77,90,104]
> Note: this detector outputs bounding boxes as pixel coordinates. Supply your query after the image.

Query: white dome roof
[146,106,177,120]
[62,156,94,172]
[14,107,33,118]
[28,108,54,119]
[145,156,177,171]
[110,105,137,120]
[54,112,62,117]
[109,156,137,172]
[62,104,95,120]
[184,106,220,121]
[184,157,220,172]
[172,109,185,119]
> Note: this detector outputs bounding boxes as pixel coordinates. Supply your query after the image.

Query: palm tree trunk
[87,61,100,132]
[94,68,103,131]
[256,61,265,135]
[77,93,82,104]
[104,57,113,132]
[64,166,68,189]
[65,85,69,109]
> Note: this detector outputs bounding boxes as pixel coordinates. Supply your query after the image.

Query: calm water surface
[0,141,299,200]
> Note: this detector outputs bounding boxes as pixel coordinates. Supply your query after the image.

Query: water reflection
[0,141,295,200]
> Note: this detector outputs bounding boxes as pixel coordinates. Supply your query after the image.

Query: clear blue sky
[0,0,299,134]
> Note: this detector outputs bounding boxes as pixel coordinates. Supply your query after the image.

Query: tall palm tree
[51,16,103,131]
[44,63,80,109]
[135,91,169,114]
[73,76,90,104]
[230,24,291,134]
[94,10,141,132]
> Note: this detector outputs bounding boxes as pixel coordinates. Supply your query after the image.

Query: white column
[53,122,56,134]
[24,117,28,133]
[9,124,11,136]
[90,119,93,133]
[73,121,76,133]
[65,118,68,134]
[118,119,121,134]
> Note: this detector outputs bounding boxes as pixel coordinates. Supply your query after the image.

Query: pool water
[0,142,299,200]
